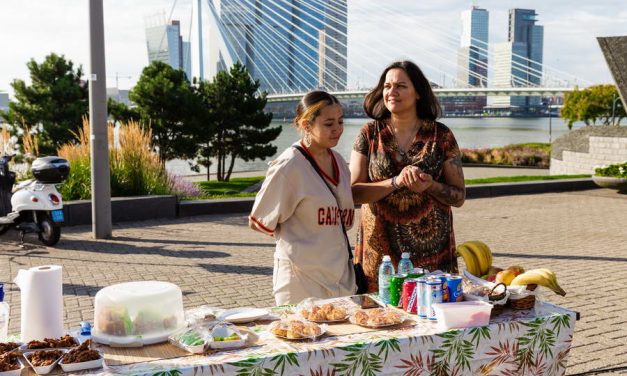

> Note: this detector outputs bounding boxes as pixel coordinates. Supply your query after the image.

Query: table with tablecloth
[73,299,577,376]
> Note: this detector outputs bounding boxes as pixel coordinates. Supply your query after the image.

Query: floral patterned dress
[353,120,461,292]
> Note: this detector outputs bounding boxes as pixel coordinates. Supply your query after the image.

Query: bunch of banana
[510,268,566,296]
[456,240,493,276]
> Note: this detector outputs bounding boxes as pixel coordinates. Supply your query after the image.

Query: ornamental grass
[58,118,173,200]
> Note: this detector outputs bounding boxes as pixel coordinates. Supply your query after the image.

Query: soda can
[435,274,450,302]
[389,274,406,307]
[407,267,427,279]
[416,278,428,318]
[402,279,418,313]
[426,278,443,321]
[446,275,464,302]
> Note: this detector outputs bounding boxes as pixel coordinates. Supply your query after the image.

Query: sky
[0,0,624,98]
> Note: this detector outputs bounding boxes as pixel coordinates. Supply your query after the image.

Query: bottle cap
[80,321,92,335]
[0,283,4,302]
[382,255,391,262]
[401,252,410,259]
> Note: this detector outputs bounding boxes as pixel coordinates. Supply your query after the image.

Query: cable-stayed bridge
[194,0,589,106]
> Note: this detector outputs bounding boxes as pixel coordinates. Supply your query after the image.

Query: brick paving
[1,188,626,375]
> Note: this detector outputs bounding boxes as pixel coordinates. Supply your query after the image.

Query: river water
[166,117,584,175]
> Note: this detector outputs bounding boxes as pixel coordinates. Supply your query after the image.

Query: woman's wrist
[391,175,400,190]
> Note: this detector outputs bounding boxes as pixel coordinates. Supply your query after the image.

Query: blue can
[426,278,443,321]
[436,274,451,302]
[416,278,428,318]
[446,275,464,302]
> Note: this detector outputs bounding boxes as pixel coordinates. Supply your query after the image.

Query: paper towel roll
[13,265,64,342]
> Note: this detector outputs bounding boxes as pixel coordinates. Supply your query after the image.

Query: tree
[107,98,140,124]
[129,61,202,163]
[196,62,280,181]
[0,53,88,154]
[561,84,625,129]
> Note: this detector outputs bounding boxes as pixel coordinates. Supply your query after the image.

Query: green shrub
[595,161,627,178]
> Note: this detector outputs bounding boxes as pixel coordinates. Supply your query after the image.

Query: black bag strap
[293,145,354,260]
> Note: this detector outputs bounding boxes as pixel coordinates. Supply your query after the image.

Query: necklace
[388,120,420,162]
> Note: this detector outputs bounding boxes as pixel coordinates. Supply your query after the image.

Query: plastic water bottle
[398,252,414,276]
[0,284,9,342]
[378,255,395,305]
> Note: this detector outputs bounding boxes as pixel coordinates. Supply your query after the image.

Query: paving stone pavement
[0,188,626,375]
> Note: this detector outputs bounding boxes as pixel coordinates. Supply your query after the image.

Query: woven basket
[488,283,507,316]
[508,284,537,310]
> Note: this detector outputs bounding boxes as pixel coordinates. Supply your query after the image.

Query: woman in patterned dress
[350,61,466,292]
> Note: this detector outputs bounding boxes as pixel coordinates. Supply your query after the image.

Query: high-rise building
[218,0,347,93]
[0,92,8,113]
[457,6,489,88]
[145,18,192,81]
[492,9,544,108]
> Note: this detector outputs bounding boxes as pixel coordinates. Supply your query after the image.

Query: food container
[349,308,405,328]
[0,353,23,376]
[0,343,21,356]
[208,323,248,349]
[269,318,327,341]
[432,301,492,330]
[297,298,349,323]
[168,328,208,354]
[23,349,65,375]
[31,157,70,184]
[58,351,104,372]
[92,281,185,346]
[20,335,80,351]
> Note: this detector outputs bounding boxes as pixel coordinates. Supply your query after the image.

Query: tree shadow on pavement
[111,236,275,248]
[197,263,273,276]
[55,239,232,259]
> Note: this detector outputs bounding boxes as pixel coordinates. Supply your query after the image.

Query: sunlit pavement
[1,188,625,374]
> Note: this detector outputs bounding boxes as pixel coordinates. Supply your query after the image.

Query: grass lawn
[196,176,264,198]
[189,174,592,199]
[465,174,590,185]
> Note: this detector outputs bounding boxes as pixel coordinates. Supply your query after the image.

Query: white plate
[59,351,104,372]
[0,358,24,376]
[23,349,65,375]
[217,308,269,323]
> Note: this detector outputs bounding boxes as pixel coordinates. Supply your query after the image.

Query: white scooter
[0,155,69,246]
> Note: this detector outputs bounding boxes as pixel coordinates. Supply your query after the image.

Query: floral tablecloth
[86,301,576,376]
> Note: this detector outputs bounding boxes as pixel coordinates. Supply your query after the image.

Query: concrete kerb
[62,178,600,225]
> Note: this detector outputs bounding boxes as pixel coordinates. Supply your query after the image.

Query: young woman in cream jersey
[249,91,356,305]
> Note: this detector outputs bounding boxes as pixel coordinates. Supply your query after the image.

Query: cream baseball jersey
[250,142,356,299]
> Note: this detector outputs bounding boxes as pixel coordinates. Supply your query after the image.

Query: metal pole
[197,0,204,80]
[548,98,552,144]
[611,94,618,126]
[89,0,112,239]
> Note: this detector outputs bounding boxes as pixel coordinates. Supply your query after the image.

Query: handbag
[294,145,368,294]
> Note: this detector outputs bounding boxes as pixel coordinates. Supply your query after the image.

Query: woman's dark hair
[363,60,441,121]
[294,90,341,130]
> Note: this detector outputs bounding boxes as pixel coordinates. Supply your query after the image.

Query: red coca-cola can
[402,279,418,314]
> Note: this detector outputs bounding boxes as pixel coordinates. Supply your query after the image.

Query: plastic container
[92,281,184,346]
[0,357,23,376]
[398,252,413,276]
[31,157,69,184]
[0,284,9,342]
[378,256,395,305]
[432,301,492,330]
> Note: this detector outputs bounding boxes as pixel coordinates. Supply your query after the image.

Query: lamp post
[548,98,553,144]
[611,94,621,126]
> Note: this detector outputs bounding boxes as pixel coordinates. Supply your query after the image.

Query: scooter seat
[0,211,19,224]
